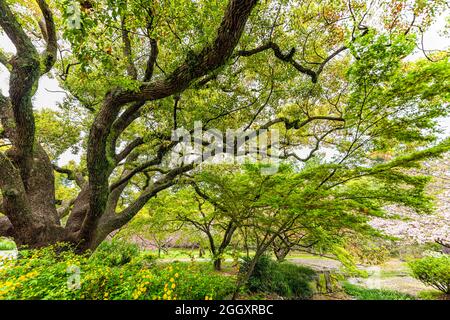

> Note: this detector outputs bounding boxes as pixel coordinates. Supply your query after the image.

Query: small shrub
[277,263,316,299]
[90,239,140,267]
[163,263,235,300]
[0,238,16,251]
[342,283,414,300]
[240,255,315,299]
[409,255,450,294]
[240,255,278,293]
[417,290,446,300]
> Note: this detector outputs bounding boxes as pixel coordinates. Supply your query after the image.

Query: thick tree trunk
[0,144,65,247]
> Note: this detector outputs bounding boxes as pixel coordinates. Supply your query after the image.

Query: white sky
[0,10,449,165]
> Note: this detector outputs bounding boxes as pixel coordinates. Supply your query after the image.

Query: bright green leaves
[336,31,450,166]
[34,108,82,159]
[55,0,230,97]
[348,31,417,83]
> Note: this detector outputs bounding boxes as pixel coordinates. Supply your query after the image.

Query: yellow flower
[169,277,175,283]
[163,293,167,299]
[205,296,209,300]
[174,273,179,278]
[171,283,176,289]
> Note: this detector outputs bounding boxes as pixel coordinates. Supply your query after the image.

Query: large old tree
[0,0,448,251]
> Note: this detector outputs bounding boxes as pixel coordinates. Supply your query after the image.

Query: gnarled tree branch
[37,0,57,74]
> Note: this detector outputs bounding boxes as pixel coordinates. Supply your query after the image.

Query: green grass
[286,252,335,260]
[0,238,16,251]
[146,248,223,259]
[417,290,447,300]
[342,282,415,300]
[147,248,327,261]
[377,270,409,278]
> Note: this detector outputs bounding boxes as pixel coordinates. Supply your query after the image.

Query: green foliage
[90,239,140,267]
[345,237,393,265]
[0,237,16,251]
[167,262,235,300]
[240,255,316,299]
[417,290,445,300]
[119,188,201,251]
[191,160,441,271]
[342,283,414,300]
[34,108,82,159]
[0,243,234,300]
[409,255,450,294]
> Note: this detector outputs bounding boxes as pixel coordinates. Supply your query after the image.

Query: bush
[417,290,446,300]
[409,255,450,294]
[342,283,414,300]
[0,243,235,300]
[240,255,315,299]
[0,238,16,251]
[277,263,316,299]
[90,239,140,267]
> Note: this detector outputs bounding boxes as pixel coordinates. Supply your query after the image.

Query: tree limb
[144,38,158,81]
[0,0,42,186]
[52,164,86,188]
[237,42,318,82]
[36,0,57,74]
[0,48,12,70]
[115,137,144,162]
[121,16,138,79]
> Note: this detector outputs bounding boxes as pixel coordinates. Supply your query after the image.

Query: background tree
[116,192,184,258]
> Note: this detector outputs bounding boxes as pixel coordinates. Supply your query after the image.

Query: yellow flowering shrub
[0,242,235,300]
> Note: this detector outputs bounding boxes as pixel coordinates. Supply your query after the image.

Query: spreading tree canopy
[0,0,449,251]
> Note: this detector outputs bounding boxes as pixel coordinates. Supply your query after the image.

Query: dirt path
[348,259,436,296]
[288,256,437,297]
[287,257,342,271]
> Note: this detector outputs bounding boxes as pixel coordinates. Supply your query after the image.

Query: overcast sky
[0,10,449,165]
